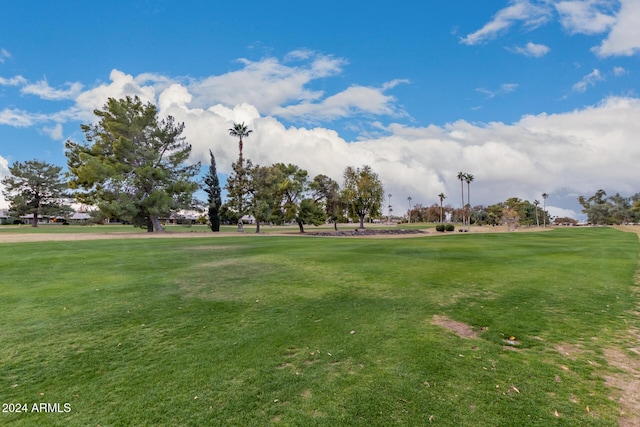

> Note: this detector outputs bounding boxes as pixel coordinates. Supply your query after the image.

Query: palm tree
[464,173,474,231]
[542,193,549,228]
[407,196,412,223]
[228,122,253,164]
[438,193,446,223]
[533,200,540,227]
[457,171,466,228]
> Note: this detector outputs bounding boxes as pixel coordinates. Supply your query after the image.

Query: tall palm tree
[438,193,446,223]
[407,196,412,223]
[228,122,253,164]
[457,171,466,228]
[464,173,474,231]
[542,193,549,228]
[533,199,540,227]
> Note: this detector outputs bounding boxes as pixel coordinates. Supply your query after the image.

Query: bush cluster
[435,224,455,232]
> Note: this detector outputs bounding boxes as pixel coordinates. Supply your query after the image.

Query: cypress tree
[204,150,222,232]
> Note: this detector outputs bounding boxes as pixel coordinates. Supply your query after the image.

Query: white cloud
[593,0,640,56]
[0,48,10,63]
[21,79,84,100]
[555,0,617,34]
[572,69,604,92]
[460,0,552,45]
[153,67,640,216]
[0,75,26,86]
[0,108,46,127]
[4,50,640,219]
[42,123,63,140]
[509,42,550,57]
[272,82,407,122]
[187,52,346,113]
[547,205,579,220]
[0,155,9,209]
[613,66,627,76]
[476,83,519,99]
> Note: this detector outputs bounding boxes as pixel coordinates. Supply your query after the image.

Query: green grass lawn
[0,228,638,426]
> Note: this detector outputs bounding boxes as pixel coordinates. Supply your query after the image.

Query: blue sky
[1,0,639,219]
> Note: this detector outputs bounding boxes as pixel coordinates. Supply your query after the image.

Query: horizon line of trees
[2,96,636,231]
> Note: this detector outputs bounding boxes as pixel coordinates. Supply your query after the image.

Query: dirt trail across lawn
[0,224,550,243]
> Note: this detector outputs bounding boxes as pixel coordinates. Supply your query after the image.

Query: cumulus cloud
[593,0,640,56]
[157,89,640,216]
[572,69,604,92]
[3,51,640,218]
[187,52,346,113]
[508,42,550,57]
[460,0,552,45]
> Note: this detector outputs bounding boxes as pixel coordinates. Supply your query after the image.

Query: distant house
[69,212,91,224]
[167,210,201,225]
[20,214,66,224]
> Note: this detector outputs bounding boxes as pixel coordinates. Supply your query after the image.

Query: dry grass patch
[432,315,479,339]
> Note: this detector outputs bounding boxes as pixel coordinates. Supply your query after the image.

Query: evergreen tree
[203,150,222,232]
[1,159,70,227]
[66,96,200,232]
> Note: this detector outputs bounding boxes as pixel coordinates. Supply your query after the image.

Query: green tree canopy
[1,159,70,227]
[65,96,199,232]
[203,150,222,232]
[342,165,384,229]
[310,174,343,230]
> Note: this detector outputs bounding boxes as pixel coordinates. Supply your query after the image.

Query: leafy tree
[342,165,384,229]
[65,96,200,232]
[225,122,253,232]
[502,208,520,231]
[224,158,253,231]
[1,159,70,227]
[310,174,343,230]
[274,163,310,232]
[246,164,283,233]
[297,198,327,232]
[608,192,633,225]
[203,150,222,232]
[218,203,239,225]
[578,190,610,225]
[486,204,504,226]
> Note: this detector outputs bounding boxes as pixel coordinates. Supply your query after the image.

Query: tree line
[3,96,633,231]
[1,97,385,232]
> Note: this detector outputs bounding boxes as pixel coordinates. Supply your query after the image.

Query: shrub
[445,224,455,232]
[435,224,445,232]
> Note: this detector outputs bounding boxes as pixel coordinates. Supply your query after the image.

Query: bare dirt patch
[432,315,479,339]
[604,346,640,427]
[0,231,243,244]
